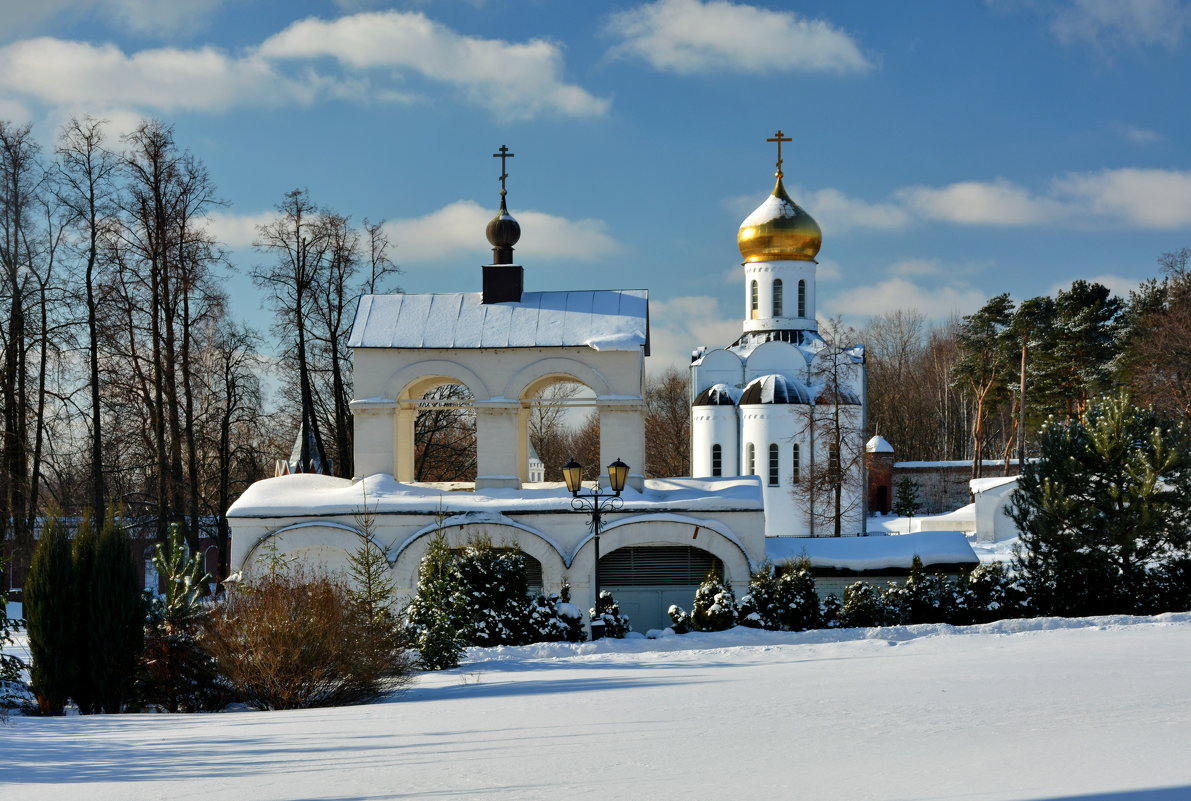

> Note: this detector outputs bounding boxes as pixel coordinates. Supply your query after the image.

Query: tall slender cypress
[25,514,74,715]
[70,517,99,714]
[91,510,144,713]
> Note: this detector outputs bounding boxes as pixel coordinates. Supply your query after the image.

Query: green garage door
[600,546,723,633]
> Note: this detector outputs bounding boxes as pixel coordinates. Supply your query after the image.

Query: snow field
[3,614,1191,800]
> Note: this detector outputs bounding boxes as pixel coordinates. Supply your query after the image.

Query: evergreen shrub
[591,590,630,638]
[690,567,738,631]
[25,515,75,715]
[775,558,822,631]
[839,581,886,628]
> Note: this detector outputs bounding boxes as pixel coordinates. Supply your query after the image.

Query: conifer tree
[452,536,530,646]
[892,478,922,519]
[91,511,145,713]
[957,562,1023,625]
[1011,393,1191,616]
[70,517,99,714]
[405,532,466,670]
[690,566,738,631]
[25,515,75,715]
[347,499,396,625]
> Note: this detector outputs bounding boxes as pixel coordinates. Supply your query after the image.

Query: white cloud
[823,277,986,321]
[0,11,605,121]
[798,186,911,231]
[385,200,619,264]
[259,11,609,120]
[1049,0,1189,50]
[896,179,1062,225]
[0,38,315,112]
[1117,124,1165,144]
[205,210,279,249]
[605,0,871,75]
[1053,168,1191,228]
[647,295,741,373]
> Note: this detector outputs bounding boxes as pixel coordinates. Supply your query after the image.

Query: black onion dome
[486,197,521,249]
[693,383,741,406]
[739,374,811,405]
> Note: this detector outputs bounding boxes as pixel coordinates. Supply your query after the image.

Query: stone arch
[568,514,755,632]
[382,359,491,402]
[503,357,613,400]
[240,521,371,577]
[391,518,567,595]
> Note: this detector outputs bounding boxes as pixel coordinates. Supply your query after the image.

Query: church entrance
[599,546,723,633]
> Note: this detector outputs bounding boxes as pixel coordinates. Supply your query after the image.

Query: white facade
[690,176,867,537]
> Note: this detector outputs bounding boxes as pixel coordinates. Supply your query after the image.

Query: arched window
[746,443,756,475]
[711,444,722,477]
[750,280,759,319]
[768,443,780,486]
[792,444,801,483]
[797,279,806,317]
[773,279,783,317]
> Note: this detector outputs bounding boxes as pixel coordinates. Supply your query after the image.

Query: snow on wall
[765,531,978,571]
[227,473,765,518]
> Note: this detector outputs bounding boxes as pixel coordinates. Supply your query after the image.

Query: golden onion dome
[737,176,821,263]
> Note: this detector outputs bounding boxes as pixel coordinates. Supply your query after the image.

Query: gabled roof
[349,290,649,353]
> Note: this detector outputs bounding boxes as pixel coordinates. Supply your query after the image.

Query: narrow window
[711,444,722,477]
[773,279,783,317]
[797,279,806,317]
[829,442,840,478]
[746,443,756,475]
[768,443,780,486]
[792,444,801,483]
[750,280,759,319]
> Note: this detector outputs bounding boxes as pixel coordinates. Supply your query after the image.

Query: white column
[474,399,521,490]
[596,397,646,491]
[349,399,398,478]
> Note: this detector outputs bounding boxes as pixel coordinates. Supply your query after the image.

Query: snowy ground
[4,614,1191,800]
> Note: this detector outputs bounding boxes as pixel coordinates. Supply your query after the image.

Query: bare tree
[644,367,690,478]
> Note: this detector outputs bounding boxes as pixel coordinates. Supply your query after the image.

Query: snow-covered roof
[765,532,979,571]
[866,435,894,453]
[349,290,649,352]
[970,475,1018,494]
[227,473,763,518]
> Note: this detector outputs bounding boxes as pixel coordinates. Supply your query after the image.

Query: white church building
[227,138,976,632]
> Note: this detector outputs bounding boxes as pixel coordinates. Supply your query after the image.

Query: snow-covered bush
[737,564,781,630]
[667,604,692,634]
[452,537,531,647]
[957,562,1025,624]
[820,594,842,628]
[775,558,822,631]
[526,586,587,643]
[691,567,738,631]
[591,590,631,638]
[839,581,886,628]
[202,564,414,710]
[891,556,959,625]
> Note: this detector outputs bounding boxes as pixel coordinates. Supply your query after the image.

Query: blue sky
[2,0,1189,370]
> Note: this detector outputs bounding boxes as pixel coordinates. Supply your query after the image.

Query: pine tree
[1010,394,1191,616]
[91,511,145,713]
[347,499,396,625]
[404,532,466,670]
[26,515,75,715]
[553,583,587,643]
[957,562,1024,624]
[775,558,823,631]
[667,604,692,633]
[70,517,99,714]
[894,555,957,625]
[690,566,738,631]
[892,478,922,519]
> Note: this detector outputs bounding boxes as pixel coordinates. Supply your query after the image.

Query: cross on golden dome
[766,130,791,179]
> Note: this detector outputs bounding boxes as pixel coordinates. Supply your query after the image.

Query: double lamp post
[562,457,629,640]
